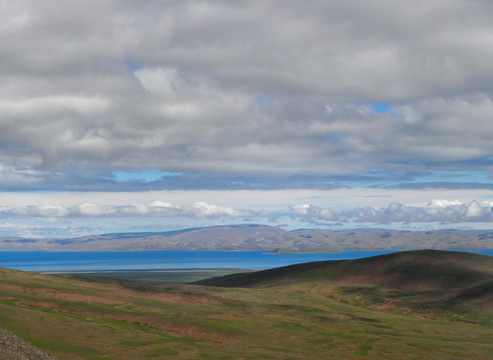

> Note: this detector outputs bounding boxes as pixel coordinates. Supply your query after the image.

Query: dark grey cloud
[1,0,493,190]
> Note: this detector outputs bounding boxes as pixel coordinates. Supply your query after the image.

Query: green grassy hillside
[196,250,493,315]
[0,250,492,359]
[196,250,493,288]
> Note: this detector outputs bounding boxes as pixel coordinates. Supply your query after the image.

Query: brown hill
[1,225,493,252]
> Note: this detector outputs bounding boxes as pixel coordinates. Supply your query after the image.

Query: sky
[2,0,493,238]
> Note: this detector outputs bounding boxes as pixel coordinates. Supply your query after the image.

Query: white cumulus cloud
[427,199,463,208]
[0,201,244,219]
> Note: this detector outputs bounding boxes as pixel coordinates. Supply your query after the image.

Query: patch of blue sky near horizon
[0,216,282,239]
[289,219,493,232]
[414,170,492,184]
[99,165,493,190]
[327,169,493,189]
[106,170,181,183]
[3,213,492,240]
[0,209,354,239]
[0,217,104,239]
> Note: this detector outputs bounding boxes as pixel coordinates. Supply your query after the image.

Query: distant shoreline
[39,268,252,275]
[42,268,256,284]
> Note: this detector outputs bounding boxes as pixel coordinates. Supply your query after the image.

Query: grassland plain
[0,250,492,359]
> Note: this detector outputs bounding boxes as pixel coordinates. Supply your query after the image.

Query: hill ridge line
[1,225,493,252]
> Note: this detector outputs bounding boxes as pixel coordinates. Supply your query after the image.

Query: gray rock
[0,327,58,360]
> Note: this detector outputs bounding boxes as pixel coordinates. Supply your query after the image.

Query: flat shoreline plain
[44,268,255,283]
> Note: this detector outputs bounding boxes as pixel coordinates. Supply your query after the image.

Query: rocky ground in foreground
[0,327,58,360]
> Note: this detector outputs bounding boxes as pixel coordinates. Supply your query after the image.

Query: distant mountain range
[1,224,493,252]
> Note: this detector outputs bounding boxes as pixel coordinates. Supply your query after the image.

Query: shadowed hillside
[196,250,493,314]
[196,250,493,287]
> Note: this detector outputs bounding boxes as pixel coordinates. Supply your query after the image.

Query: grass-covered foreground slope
[0,250,492,359]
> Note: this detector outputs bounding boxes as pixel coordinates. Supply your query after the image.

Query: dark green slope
[195,250,493,290]
[196,250,493,315]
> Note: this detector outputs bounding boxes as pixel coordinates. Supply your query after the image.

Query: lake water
[1,249,492,272]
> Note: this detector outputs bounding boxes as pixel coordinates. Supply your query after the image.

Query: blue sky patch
[124,59,140,72]
[371,103,392,114]
[109,170,181,183]
[414,170,491,184]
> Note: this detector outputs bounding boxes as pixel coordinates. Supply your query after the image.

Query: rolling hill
[197,250,493,287]
[1,225,493,252]
[197,250,493,314]
[0,250,492,359]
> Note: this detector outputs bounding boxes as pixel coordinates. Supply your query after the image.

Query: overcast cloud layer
[2,0,493,235]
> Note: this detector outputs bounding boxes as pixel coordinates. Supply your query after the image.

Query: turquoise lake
[1,249,492,272]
